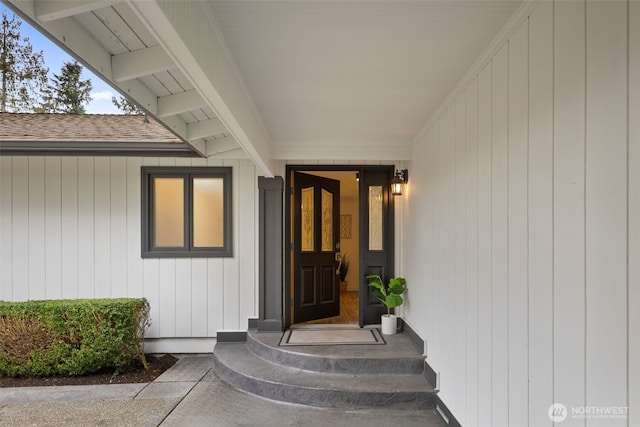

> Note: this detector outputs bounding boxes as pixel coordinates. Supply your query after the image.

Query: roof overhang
[5,1,526,176]
[5,0,272,174]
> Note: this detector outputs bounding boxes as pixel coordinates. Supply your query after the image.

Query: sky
[1,3,120,114]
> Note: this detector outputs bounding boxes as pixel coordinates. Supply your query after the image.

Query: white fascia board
[112,45,176,82]
[271,143,412,161]
[187,118,226,141]
[127,0,274,177]
[35,0,121,22]
[157,89,207,118]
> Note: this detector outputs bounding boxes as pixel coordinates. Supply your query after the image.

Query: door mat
[279,328,386,346]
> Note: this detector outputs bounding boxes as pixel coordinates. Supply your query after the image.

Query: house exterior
[1,1,638,426]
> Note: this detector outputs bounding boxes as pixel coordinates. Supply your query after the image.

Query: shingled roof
[0,113,198,157]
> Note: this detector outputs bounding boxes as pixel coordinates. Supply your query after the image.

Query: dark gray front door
[293,172,341,323]
[359,168,395,326]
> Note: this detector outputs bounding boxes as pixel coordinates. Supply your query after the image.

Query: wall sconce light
[355,172,360,182]
[390,169,408,196]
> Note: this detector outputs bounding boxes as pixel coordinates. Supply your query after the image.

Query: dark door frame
[284,164,396,329]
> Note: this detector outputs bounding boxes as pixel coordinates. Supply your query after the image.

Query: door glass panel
[368,185,383,251]
[321,188,333,252]
[153,177,184,247]
[301,186,314,251]
[193,177,224,247]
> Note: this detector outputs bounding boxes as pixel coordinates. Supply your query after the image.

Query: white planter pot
[381,314,397,335]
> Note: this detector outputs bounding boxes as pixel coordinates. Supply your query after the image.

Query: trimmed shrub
[0,298,150,377]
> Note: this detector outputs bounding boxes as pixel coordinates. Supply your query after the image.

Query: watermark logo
[548,403,568,422]
[548,403,628,422]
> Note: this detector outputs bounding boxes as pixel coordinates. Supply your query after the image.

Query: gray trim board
[0,141,199,157]
[217,331,247,343]
[248,318,258,330]
[258,176,284,331]
[435,395,462,427]
[424,359,438,393]
[257,320,283,332]
[400,319,425,354]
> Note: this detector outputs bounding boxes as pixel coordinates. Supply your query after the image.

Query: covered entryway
[285,165,396,329]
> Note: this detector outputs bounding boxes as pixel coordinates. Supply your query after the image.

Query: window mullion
[185,173,192,251]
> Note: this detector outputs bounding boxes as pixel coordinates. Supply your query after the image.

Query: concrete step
[212,340,436,410]
[246,330,426,374]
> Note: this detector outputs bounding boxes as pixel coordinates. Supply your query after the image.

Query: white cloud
[91,90,115,101]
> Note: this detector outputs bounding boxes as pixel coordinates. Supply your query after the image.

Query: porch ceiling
[7,0,522,176]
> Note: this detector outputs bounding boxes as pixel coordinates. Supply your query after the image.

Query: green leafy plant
[338,254,350,282]
[366,275,407,316]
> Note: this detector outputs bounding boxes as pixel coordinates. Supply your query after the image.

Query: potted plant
[366,275,407,335]
[338,254,350,293]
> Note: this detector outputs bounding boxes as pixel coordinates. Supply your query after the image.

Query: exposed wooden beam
[187,118,226,141]
[112,45,175,82]
[208,148,247,159]
[157,90,207,118]
[35,0,120,22]
[128,0,274,176]
[205,136,238,156]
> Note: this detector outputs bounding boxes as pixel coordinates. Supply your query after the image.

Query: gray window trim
[141,166,233,258]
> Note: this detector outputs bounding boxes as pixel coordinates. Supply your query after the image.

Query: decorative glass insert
[368,185,383,251]
[153,177,184,247]
[321,189,333,252]
[301,187,314,251]
[193,177,224,247]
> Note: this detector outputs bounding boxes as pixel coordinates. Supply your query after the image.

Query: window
[141,167,232,258]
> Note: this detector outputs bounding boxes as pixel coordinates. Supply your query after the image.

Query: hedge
[0,298,150,377]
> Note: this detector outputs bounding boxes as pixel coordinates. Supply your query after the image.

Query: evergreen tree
[45,61,92,114]
[112,95,143,115]
[0,11,48,113]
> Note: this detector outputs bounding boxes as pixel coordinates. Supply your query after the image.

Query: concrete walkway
[0,355,445,427]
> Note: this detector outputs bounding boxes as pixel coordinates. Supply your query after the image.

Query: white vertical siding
[585,4,628,425]
[490,42,509,427]
[126,158,143,298]
[78,157,95,298]
[0,157,12,301]
[12,158,29,302]
[28,157,45,300]
[629,3,640,426]
[0,156,260,350]
[476,61,493,427]
[507,20,529,427]
[406,2,634,425]
[454,92,466,420]
[110,158,128,298]
[527,3,554,426]
[61,158,79,298]
[94,157,111,299]
[464,76,479,426]
[554,2,587,425]
[45,158,62,299]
